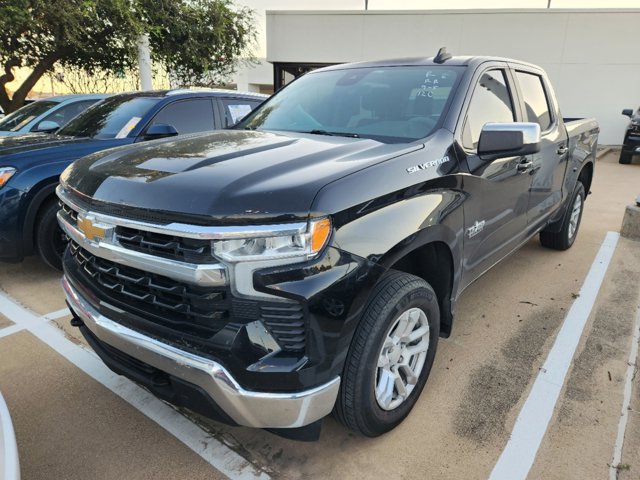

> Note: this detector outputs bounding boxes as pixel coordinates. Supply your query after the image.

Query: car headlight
[213,217,332,263]
[0,167,16,189]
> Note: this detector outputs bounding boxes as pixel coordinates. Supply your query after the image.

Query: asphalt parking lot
[0,150,639,480]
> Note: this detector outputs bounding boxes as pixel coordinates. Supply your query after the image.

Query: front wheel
[540,182,585,251]
[334,271,440,437]
[36,200,67,270]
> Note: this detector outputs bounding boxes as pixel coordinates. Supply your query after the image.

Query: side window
[515,71,552,131]
[220,99,262,127]
[32,100,97,130]
[149,99,215,135]
[463,70,515,149]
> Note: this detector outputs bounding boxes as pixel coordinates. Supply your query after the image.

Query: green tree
[0,0,255,113]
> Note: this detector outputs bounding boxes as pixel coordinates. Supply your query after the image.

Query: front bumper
[62,275,340,429]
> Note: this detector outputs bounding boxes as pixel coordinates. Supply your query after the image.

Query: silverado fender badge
[466,220,486,238]
[406,155,450,174]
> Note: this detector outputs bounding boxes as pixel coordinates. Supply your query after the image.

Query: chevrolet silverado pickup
[57,52,598,440]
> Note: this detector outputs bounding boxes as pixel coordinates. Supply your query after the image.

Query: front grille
[60,201,78,223]
[69,240,229,339]
[261,304,305,352]
[67,240,307,353]
[115,226,213,264]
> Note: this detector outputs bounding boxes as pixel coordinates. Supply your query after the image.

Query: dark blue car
[0,89,267,268]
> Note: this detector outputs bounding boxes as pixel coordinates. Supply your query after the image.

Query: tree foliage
[0,0,255,112]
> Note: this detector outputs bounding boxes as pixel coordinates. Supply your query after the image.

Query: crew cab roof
[314,55,542,72]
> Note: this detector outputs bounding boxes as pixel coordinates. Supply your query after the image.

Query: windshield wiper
[306,129,360,138]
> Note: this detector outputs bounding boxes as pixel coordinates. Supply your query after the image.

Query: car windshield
[0,100,57,131]
[239,65,463,143]
[58,96,160,139]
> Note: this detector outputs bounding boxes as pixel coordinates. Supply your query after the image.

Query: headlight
[213,217,332,263]
[0,167,16,189]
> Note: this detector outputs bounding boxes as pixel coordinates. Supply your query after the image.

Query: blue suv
[0,89,267,269]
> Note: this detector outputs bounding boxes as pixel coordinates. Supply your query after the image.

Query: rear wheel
[540,182,585,251]
[36,200,66,270]
[334,271,440,436]
[619,152,632,164]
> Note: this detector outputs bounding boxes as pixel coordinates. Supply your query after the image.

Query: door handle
[517,161,533,172]
[556,145,568,155]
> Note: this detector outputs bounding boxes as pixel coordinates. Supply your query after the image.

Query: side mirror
[478,122,541,161]
[34,120,60,133]
[144,123,179,140]
[622,108,634,118]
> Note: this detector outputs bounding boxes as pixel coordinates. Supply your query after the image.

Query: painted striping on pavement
[609,305,640,480]
[0,291,269,480]
[489,231,620,480]
[0,324,24,339]
[0,392,20,480]
[42,307,71,321]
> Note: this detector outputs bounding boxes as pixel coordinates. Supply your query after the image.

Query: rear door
[457,65,533,286]
[511,67,569,229]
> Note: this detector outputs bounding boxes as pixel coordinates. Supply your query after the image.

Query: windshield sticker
[406,155,450,174]
[115,116,142,139]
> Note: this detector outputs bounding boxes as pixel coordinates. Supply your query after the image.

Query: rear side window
[515,71,552,131]
[463,70,515,149]
[33,100,97,131]
[150,98,215,134]
[220,98,262,127]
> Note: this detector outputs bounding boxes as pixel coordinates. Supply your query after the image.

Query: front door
[458,67,533,288]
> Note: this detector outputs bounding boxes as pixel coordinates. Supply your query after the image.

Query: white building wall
[233,59,273,93]
[266,9,640,145]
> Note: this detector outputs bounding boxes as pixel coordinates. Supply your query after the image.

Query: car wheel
[334,271,440,437]
[619,152,632,164]
[36,200,66,270]
[540,182,585,251]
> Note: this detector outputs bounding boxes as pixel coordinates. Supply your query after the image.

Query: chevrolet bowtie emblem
[76,214,112,242]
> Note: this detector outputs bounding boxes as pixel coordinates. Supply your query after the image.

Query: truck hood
[62,129,421,223]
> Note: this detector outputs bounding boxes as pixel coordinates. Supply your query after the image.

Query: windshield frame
[57,95,161,139]
[236,64,465,144]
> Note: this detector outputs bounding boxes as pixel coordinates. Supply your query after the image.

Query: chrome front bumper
[62,276,340,429]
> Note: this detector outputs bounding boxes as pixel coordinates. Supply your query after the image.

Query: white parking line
[489,231,620,480]
[42,307,71,321]
[609,305,640,479]
[0,324,25,339]
[0,291,269,480]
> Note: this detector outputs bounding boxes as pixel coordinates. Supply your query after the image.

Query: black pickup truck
[57,53,598,440]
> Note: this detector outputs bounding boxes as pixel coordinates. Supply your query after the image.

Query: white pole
[137,34,153,91]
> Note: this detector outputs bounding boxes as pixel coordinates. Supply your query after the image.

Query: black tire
[334,271,440,436]
[540,182,585,251]
[35,200,66,270]
[619,152,632,164]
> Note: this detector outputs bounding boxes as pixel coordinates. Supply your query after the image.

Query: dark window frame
[513,69,555,133]
[143,97,217,136]
[461,68,517,151]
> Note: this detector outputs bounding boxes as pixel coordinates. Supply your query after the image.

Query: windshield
[0,100,57,131]
[58,96,160,139]
[239,66,463,143]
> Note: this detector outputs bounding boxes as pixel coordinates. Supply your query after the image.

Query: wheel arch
[378,231,459,338]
